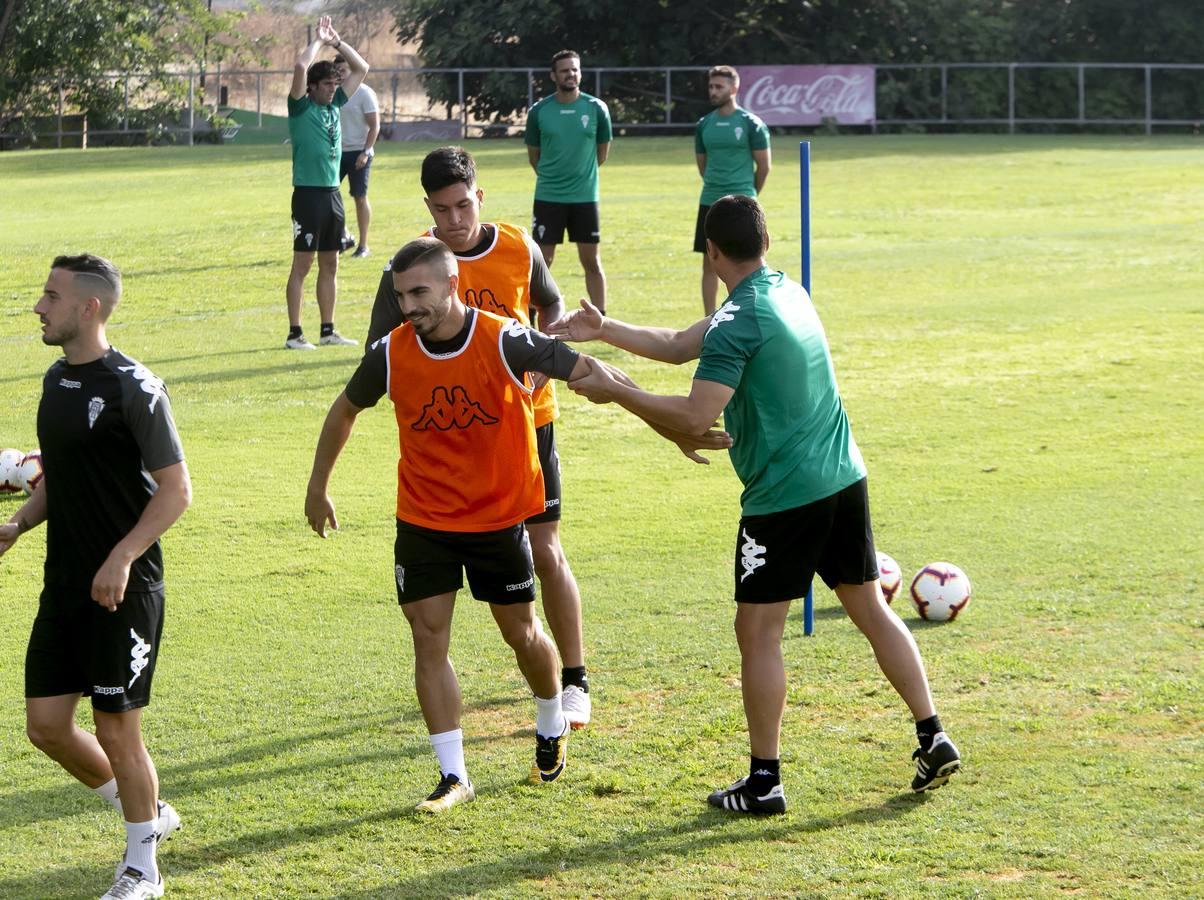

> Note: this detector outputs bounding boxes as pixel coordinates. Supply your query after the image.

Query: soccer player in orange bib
[366,147,597,731]
[312,237,714,812]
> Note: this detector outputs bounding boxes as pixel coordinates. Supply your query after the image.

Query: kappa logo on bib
[412,386,498,431]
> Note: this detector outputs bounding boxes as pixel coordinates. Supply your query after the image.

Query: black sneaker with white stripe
[911,732,961,792]
[706,776,787,815]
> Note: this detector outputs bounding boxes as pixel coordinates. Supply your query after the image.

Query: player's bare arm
[571,365,733,436]
[322,18,369,98]
[527,145,541,172]
[597,142,610,166]
[0,479,48,558]
[92,461,192,612]
[568,359,732,463]
[696,153,707,178]
[545,299,711,364]
[753,147,771,193]
[290,34,325,99]
[305,391,363,538]
[357,111,380,169]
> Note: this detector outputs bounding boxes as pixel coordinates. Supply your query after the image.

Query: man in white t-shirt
[334,54,380,258]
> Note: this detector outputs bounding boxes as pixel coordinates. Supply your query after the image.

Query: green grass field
[0,135,1201,898]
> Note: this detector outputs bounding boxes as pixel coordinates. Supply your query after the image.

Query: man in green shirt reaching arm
[547,195,962,814]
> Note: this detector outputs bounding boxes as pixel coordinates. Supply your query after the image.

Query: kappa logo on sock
[752,768,774,777]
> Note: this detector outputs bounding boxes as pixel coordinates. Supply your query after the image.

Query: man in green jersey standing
[694,66,770,315]
[548,195,961,813]
[284,16,368,350]
[525,50,613,313]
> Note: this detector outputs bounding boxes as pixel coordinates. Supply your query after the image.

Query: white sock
[93,778,123,813]
[535,692,566,738]
[122,819,158,883]
[429,728,468,784]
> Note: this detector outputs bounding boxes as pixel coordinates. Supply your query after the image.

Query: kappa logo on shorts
[707,301,741,337]
[94,685,125,695]
[739,527,767,582]
[506,576,535,592]
[128,628,151,687]
[412,386,499,431]
[395,564,405,590]
[292,218,302,240]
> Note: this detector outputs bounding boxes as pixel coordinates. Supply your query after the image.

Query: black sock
[561,666,588,691]
[320,322,334,337]
[288,325,303,340]
[915,714,943,752]
[747,756,780,796]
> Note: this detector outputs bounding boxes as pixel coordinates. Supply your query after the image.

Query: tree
[0,0,265,146]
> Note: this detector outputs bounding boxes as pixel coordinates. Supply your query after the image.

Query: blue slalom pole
[800,141,815,637]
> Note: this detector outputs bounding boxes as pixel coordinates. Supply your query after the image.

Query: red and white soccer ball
[19,450,43,495]
[910,562,972,622]
[877,551,902,604]
[0,448,23,493]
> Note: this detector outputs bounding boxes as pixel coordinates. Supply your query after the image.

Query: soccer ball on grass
[0,448,24,493]
[910,562,972,622]
[876,551,902,604]
[19,450,43,495]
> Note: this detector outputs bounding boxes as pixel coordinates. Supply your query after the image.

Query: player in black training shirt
[0,255,192,900]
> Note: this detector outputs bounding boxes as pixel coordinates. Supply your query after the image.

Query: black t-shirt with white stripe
[37,348,185,591]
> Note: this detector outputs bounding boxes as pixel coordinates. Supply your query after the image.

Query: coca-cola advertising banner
[740,66,876,126]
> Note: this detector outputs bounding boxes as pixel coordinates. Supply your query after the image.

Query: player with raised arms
[1,254,192,898]
[365,146,597,730]
[548,195,962,813]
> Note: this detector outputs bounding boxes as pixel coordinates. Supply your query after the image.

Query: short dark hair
[421,146,477,195]
[551,49,579,69]
[704,195,768,262]
[708,65,739,84]
[51,253,122,318]
[390,237,456,275]
[332,53,347,66]
[307,59,337,86]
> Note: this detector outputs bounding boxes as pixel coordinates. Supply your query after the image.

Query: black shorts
[733,478,878,603]
[26,586,165,713]
[693,204,711,253]
[532,200,600,245]
[394,519,536,606]
[526,422,562,525]
[291,186,345,253]
[339,150,372,198]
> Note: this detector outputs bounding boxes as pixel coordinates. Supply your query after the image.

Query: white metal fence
[5,62,1201,148]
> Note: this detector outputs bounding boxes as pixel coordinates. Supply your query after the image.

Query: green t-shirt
[525,92,613,203]
[694,107,770,206]
[287,87,348,188]
[693,267,867,516]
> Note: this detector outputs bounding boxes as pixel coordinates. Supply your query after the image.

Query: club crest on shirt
[88,396,105,429]
[581,114,589,129]
[412,386,498,431]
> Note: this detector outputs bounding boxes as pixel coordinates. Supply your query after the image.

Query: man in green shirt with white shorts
[549,195,961,813]
[284,16,368,350]
[526,50,613,313]
[694,66,770,316]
